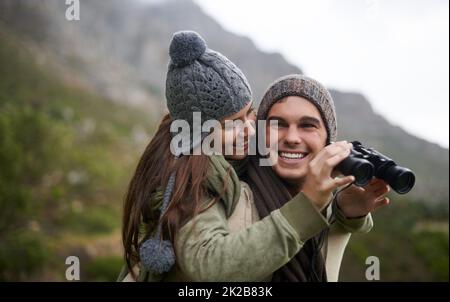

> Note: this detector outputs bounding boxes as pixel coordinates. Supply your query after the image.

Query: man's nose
[284,125,301,145]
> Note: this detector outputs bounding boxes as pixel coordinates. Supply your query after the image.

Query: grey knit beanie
[166,30,252,154]
[258,74,337,144]
[139,31,252,275]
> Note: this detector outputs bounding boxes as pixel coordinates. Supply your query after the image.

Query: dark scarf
[242,156,328,282]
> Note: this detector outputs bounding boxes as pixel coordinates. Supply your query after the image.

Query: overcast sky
[139,0,449,148]
[190,0,449,148]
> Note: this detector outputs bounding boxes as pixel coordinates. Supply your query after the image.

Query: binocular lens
[352,161,374,186]
[336,141,416,194]
[336,156,374,187]
[384,166,415,194]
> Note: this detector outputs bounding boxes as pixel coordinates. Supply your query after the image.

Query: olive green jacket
[118,155,372,282]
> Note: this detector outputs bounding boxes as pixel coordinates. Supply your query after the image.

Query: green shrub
[412,230,449,281]
[84,256,123,282]
[0,230,49,281]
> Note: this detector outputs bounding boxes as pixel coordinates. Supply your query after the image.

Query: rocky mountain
[0,0,448,203]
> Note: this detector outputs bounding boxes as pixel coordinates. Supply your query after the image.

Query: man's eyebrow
[267,116,285,121]
[267,115,320,124]
[300,116,321,125]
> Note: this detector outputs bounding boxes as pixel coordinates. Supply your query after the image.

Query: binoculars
[335,141,415,194]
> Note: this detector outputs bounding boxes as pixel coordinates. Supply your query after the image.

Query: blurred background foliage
[0,26,152,281]
[0,0,448,281]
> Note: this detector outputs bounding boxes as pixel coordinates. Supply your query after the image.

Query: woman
[118,30,256,281]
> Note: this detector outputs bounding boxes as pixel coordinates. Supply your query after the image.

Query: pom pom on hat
[139,238,175,274]
[169,31,207,67]
[139,169,178,274]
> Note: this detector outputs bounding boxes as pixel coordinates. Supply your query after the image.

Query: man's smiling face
[266,96,328,183]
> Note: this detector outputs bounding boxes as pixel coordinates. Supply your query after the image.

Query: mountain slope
[0,0,447,203]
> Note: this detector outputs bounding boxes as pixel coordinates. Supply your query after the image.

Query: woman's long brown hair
[122,114,214,278]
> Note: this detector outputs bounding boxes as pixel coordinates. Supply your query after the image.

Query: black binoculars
[335,141,415,194]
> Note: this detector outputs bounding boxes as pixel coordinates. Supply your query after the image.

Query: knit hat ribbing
[258,74,337,144]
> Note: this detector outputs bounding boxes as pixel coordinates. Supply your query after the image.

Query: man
[242,74,390,281]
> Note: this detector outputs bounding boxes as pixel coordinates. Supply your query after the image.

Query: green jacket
[118,155,372,282]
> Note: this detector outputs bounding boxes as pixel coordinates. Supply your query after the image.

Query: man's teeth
[279,152,306,159]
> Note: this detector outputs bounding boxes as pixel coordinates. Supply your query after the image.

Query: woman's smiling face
[266,96,327,183]
[220,101,256,160]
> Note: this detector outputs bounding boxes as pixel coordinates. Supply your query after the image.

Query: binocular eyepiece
[335,141,415,194]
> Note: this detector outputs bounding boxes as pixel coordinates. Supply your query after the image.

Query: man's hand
[336,178,390,218]
[302,141,355,211]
